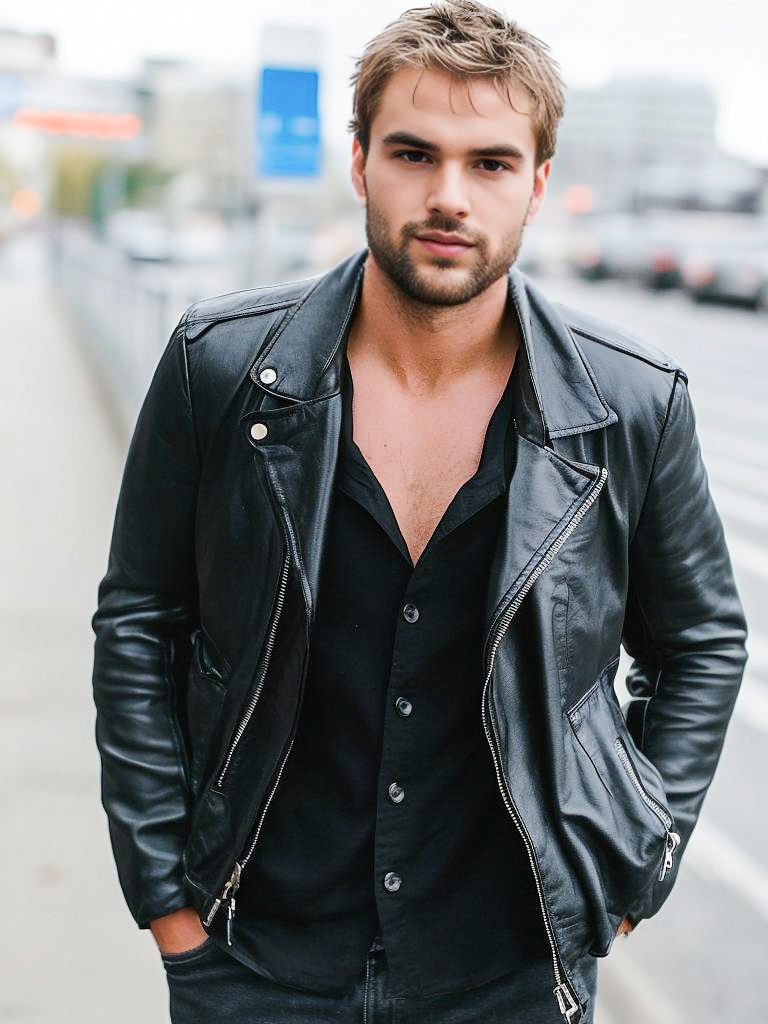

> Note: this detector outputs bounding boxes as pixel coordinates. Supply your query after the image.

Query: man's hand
[616,915,635,938]
[150,907,210,955]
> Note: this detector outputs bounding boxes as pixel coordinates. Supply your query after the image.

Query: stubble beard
[363,194,527,308]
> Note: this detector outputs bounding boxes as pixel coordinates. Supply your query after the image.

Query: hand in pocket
[151,907,211,956]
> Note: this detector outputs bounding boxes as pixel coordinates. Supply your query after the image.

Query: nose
[425,163,470,220]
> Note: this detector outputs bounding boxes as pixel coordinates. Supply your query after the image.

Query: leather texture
[92,247,747,1021]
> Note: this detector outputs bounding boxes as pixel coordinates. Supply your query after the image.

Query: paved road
[1,238,765,1022]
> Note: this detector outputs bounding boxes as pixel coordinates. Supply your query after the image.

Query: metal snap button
[388,782,405,804]
[395,697,412,717]
[383,871,402,893]
[250,422,268,440]
[259,367,278,385]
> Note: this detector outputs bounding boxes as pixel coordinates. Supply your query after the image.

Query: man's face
[350,66,550,307]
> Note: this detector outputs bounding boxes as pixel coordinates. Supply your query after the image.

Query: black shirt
[230,349,552,998]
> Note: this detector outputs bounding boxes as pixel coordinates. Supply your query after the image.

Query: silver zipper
[614,736,681,881]
[203,730,299,941]
[204,546,290,934]
[481,466,607,1024]
[205,480,310,941]
[215,551,290,788]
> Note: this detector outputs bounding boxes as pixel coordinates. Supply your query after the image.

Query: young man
[91,3,747,1022]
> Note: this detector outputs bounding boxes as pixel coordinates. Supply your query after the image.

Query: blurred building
[553,77,723,210]
[0,26,55,73]
[638,152,767,213]
[0,28,144,232]
[136,59,250,214]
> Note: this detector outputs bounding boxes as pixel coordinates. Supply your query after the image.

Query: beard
[363,195,527,308]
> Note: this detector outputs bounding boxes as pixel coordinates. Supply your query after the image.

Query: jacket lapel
[483,267,614,632]
[244,248,616,624]
[242,393,343,618]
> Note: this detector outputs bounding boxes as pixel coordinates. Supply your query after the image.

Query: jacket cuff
[136,889,194,930]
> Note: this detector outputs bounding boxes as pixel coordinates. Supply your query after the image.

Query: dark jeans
[161,935,598,1023]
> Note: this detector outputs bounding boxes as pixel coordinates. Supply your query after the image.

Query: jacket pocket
[612,735,673,836]
[564,659,678,955]
[186,629,230,795]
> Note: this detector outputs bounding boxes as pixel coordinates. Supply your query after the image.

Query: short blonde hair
[348,1,565,168]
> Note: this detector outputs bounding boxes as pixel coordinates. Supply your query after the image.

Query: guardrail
[49,222,219,432]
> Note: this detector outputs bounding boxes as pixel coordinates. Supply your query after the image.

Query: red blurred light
[651,254,677,273]
[564,185,594,215]
[684,265,716,287]
[13,107,142,140]
[10,189,41,217]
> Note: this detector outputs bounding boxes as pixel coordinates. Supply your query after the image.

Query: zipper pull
[226,894,237,945]
[224,862,242,945]
[659,830,681,881]
[554,981,581,1022]
[204,861,242,928]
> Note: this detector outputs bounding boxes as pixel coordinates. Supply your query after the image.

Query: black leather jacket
[92,248,748,1023]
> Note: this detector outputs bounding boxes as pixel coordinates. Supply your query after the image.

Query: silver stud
[259,367,277,385]
[250,422,268,441]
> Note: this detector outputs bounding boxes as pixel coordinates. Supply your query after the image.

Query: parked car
[680,236,768,310]
[567,214,643,280]
[567,212,768,294]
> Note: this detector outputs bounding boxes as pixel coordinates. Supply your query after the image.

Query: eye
[478,159,510,173]
[394,149,431,164]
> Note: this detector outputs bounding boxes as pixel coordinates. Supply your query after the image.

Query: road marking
[734,680,768,734]
[725,535,768,583]
[685,817,768,924]
[596,943,684,1024]
[693,391,768,424]
[698,429,768,471]
[711,487,768,531]
[744,631,768,673]
[707,456,768,499]
[734,633,768,734]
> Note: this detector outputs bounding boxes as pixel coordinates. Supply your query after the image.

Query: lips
[415,234,475,257]
[417,233,474,247]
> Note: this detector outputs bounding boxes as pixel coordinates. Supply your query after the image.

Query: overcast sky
[5,0,768,164]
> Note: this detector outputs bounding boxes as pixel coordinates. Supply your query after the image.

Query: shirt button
[388,782,405,804]
[402,603,419,623]
[383,871,402,893]
[395,697,413,717]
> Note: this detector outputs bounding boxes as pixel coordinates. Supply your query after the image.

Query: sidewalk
[0,249,169,1022]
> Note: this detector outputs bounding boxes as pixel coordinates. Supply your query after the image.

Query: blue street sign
[257,67,321,179]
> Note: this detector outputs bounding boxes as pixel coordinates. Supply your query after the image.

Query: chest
[350,376,508,566]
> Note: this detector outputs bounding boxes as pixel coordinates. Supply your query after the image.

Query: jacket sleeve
[620,369,748,926]
[91,309,200,929]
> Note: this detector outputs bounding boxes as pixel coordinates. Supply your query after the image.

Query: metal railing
[49,221,215,432]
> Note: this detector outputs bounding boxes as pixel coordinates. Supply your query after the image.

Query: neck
[346,252,519,394]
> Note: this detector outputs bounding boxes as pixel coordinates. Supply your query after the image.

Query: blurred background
[0,2,765,1021]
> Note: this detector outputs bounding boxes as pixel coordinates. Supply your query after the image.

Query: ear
[350,136,367,205]
[524,159,551,226]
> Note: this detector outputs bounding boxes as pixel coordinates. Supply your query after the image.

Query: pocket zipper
[613,736,680,881]
[204,469,310,944]
[482,465,608,1023]
[214,550,290,788]
[204,724,299,943]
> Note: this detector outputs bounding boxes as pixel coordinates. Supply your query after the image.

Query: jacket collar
[251,247,617,444]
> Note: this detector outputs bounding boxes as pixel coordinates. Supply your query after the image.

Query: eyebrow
[380,130,526,161]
